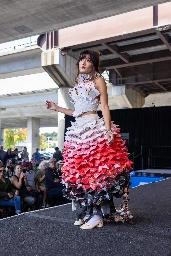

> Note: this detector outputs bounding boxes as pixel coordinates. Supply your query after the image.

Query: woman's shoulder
[94,74,105,83]
[94,75,106,90]
[11,175,18,181]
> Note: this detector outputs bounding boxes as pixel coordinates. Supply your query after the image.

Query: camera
[22,168,27,173]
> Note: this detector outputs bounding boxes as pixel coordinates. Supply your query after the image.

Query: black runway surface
[0,178,171,256]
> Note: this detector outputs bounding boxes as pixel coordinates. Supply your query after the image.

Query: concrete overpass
[1,0,171,153]
[0,88,59,156]
[0,88,59,128]
[0,0,169,45]
[0,45,43,79]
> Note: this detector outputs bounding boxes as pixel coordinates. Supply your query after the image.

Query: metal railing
[140,146,171,169]
[0,35,39,54]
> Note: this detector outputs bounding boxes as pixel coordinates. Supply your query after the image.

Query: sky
[0,72,57,95]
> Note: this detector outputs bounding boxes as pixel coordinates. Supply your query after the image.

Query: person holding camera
[11,164,42,210]
[45,158,65,205]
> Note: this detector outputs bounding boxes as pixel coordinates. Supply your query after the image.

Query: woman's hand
[46,100,57,111]
[7,193,14,199]
[15,190,19,196]
[106,132,114,144]
[20,172,24,179]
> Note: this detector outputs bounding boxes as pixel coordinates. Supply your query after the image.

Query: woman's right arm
[46,100,74,116]
[11,174,23,189]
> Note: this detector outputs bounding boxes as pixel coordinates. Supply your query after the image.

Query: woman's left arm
[95,77,114,143]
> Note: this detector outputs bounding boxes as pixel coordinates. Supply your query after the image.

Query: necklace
[77,71,100,84]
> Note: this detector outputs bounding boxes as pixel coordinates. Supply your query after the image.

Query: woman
[11,164,39,210]
[0,165,21,215]
[36,161,47,207]
[46,50,132,229]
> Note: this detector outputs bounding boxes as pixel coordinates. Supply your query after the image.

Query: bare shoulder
[11,176,15,182]
[94,76,107,90]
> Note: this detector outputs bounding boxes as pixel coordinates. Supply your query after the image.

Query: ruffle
[62,115,132,194]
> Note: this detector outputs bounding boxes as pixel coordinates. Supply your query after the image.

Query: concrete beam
[108,84,145,108]
[0,46,43,79]
[41,48,77,87]
[0,89,58,108]
[0,89,59,129]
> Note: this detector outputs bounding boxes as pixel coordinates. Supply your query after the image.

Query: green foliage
[4,129,58,150]
[39,134,48,150]
[4,128,27,149]
[41,131,58,141]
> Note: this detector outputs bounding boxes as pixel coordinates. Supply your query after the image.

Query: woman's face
[15,165,22,175]
[79,54,93,74]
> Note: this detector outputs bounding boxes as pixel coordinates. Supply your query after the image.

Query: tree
[4,128,27,149]
[39,134,48,150]
[42,132,58,140]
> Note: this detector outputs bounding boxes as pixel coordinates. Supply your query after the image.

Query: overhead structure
[0,88,59,128]
[0,0,169,44]
[38,2,171,98]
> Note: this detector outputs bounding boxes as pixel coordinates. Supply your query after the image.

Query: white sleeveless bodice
[68,80,100,117]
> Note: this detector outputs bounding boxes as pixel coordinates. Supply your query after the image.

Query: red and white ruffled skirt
[62,114,132,198]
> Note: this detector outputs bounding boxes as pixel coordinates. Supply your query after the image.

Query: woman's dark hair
[76,50,101,74]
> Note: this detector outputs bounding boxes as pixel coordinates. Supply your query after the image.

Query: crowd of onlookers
[0,145,66,218]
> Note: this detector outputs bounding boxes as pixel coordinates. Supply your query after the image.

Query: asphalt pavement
[0,178,171,256]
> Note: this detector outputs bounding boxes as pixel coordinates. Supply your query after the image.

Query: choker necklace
[78,71,100,84]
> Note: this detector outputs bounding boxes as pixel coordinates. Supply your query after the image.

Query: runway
[0,174,170,256]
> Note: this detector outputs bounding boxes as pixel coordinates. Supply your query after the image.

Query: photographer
[45,158,65,205]
[11,164,42,210]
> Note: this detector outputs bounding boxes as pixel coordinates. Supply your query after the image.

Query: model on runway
[46,50,133,229]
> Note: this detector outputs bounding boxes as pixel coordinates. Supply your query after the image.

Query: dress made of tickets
[62,74,132,203]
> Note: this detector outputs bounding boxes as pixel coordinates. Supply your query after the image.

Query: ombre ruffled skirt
[62,114,132,203]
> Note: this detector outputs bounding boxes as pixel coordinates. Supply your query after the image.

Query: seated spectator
[56,160,63,172]
[21,147,29,164]
[5,159,14,180]
[53,147,63,162]
[0,146,6,164]
[4,148,13,165]
[45,158,65,205]
[26,162,36,189]
[0,165,21,215]
[11,148,19,164]
[36,161,47,207]
[11,164,42,210]
[31,153,39,172]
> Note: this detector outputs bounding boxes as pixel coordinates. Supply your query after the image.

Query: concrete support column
[27,117,40,160]
[109,69,118,85]
[0,110,4,146]
[0,129,4,146]
[58,88,73,151]
[41,48,77,87]
[111,85,145,108]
